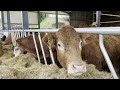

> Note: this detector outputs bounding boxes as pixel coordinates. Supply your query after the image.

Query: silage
[0,44,112,79]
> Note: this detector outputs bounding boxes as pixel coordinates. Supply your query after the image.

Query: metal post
[1,11,5,30]
[38,32,47,65]
[96,11,119,79]
[56,11,58,28]
[7,11,11,30]
[96,11,101,27]
[38,11,40,29]
[21,11,29,37]
[32,32,41,63]
[93,11,95,22]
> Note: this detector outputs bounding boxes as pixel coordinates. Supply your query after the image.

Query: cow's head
[42,25,86,75]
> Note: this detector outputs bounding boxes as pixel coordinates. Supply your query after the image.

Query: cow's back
[82,35,120,72]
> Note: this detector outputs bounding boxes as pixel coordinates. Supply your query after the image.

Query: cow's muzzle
[67,61,86,75]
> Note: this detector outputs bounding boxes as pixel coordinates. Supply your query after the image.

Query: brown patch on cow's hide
[82,35,120,73]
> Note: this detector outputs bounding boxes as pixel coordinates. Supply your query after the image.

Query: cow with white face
[42,25,86,75]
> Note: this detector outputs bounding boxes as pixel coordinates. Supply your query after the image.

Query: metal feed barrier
[0,27,120,79]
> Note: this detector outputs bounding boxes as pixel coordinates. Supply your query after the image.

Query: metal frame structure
[94,12,120,24]
[96,11,118,79]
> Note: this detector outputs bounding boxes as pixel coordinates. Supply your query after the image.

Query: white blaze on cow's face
[13,46,21,57]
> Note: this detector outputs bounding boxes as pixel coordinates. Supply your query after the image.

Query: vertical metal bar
[18,31,21,38]
[93,11,95,22]
[99,35,118,79]
[21,11,29,37]
[1,11,5,30]
[16,31,20,39]
[96,11,101,27]
[7,11,11,30]
[96,11,118,79]
[38,11,40,29]
[38,32,47,65]
[20,32,23,38]
[46,33,55,64]
[32,32,41,63]
[24,32,27,37]
[56,11,58,28]
[49,47,55,65]
[11,32,17,47]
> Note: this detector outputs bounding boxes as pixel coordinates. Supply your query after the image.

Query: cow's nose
[67,62,86,75]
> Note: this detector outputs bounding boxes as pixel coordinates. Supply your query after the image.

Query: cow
[3,32,22,50]
[3,32,46,52]
[15,25,87,75]
[78,22,120,74]
[42,25,87,75]
[81,34,120,74]
[43,25,120,76]
[14,32,62,68]
[8,32,55,62]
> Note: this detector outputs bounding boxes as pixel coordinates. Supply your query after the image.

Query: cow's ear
[79,34,95,46]
[42,33,56,48]
[79,34,88,46]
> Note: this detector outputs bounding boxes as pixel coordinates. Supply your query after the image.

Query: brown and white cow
[15,25,87,75]
[81,34,120,74]
[42,25,87,75]
[43,25,120,75]
[13,25,120,75]
[14,32,60,67]
[78,22,120,73]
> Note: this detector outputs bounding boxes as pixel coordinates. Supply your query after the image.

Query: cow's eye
[57,41,64,52]
[57,44,61,47]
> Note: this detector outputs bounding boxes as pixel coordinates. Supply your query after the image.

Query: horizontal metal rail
[1,27,120,35]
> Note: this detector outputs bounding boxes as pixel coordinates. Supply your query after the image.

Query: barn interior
[0,11,120,79]
[1,11,120,31]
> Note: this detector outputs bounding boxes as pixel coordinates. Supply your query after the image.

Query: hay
[0,65,18,79]
[0,44,113,79]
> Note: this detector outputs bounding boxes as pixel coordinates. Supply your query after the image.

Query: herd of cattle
[1,24,120,76]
